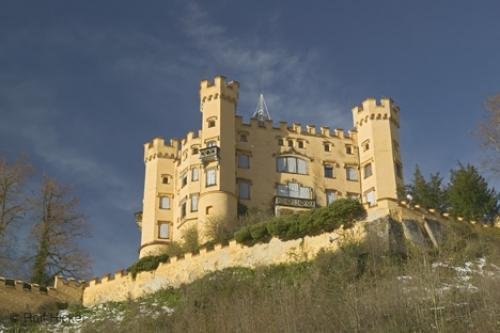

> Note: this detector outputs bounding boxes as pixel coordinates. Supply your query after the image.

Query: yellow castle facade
[137,75,403,258]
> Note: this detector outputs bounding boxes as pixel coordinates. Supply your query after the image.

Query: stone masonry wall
[82,220,374,306]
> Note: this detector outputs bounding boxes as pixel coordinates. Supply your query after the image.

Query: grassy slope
[6,219,500,333]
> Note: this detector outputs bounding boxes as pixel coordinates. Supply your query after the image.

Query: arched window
[276,156,308,175]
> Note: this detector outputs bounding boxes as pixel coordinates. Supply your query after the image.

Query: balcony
[134,211,142,229]
[274,196,316,209]
[200,146,220,163]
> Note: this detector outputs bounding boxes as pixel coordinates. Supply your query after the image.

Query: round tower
[198,76,239,235]
[352,97,403,209]
[139,137,178,258]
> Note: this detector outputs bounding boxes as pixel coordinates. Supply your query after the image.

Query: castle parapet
[200,75,239,105]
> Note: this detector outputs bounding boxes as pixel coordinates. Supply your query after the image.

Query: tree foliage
[447,163,499,222]
[407,165,447,210]
[30,176,91,285]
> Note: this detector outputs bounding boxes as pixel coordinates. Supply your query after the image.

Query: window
[276,156,308,175]
[180,202,187,219]
[159,196,170,209]
[191,168,200,182]
[208,120,216,128]
[191,194,199,212]
[324,165,334,178]
[288,140,293,147]
[240,134,248,142]
[324,143,330,152]
[278,138,284,146]
[192,148,199,155]
[364,163,373,178]
[191,168,199,181]
[362,140,370,152]
[158,222,170,239]
[364,189,376,206]
[347,192,360,200]
[207,140,217,147]
[297,141,304,149]
[238,154,250,169]
[276,182,312,199]
[345,145,353,155]
[181,173,188,188]
[206,168,217,186]
[238,180,251,199]
[346,167,358,181]
[326,190,336,205]
[395,162,403,178]
[162,176,170,184]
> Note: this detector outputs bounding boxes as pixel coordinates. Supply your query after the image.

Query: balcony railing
[274,196,316,209]
[200,146,220,163]
[135,211,142,229]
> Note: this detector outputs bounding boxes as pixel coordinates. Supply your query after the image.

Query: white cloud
[181,1,351,129]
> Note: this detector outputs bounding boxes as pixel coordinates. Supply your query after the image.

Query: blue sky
[1,0,499,277]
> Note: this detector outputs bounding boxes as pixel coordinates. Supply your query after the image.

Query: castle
[137,75,404,258]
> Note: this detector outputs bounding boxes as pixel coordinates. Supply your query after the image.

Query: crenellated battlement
[143,136,179,162]
[352,97,399,127]
[236,117,355,140]
[200,75,239,105]
[0,275,86,314]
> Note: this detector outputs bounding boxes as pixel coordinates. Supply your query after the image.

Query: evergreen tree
[408,165,427,204]
[407,165,447,210]
[447,163,499,222]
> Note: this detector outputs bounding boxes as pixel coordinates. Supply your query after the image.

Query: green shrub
[234,226,252,243]
[127,254,170,278]
[182,226,200,253]
[234,199,366,245]
[249,222,269,240]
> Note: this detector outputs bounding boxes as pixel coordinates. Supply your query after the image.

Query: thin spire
[252,94,271,121]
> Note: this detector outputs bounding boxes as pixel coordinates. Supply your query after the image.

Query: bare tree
[477,94,500,176]
[30,176,91,285]
[0,156,32,240]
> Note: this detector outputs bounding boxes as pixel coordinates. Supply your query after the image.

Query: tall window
[277,156,308,175]
[240,134,248,142]
[345,145,353,155]
[206,168,217,186]
[278,138,284,146]
[362,140,370,152]
[181,173,188,188]
[276,182,312,199]
[297,141,304,148]
[191,194,199,212]
[326,190,336,205]
[346,167,358,181]
[364,188,376,206]
[324,143,330,152]
[180,202,187,219]
[191,168,199,181]
[324,165,334,178]
[208,120,216,128]
[238,154,250,169]
[238,180,251,199]
[159,196,170,209]
[158,222,170,239]
[364,163,373,178]
[288,140,293,147]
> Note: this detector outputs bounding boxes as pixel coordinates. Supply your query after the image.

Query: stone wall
[0,276,85,316]
[83,220,375,306]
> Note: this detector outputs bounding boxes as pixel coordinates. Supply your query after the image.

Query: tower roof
[252,94,271,121]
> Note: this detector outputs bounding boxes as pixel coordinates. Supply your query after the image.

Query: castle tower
[352,98,403,210]
[198,76,240,232]
[139,137,178,258]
